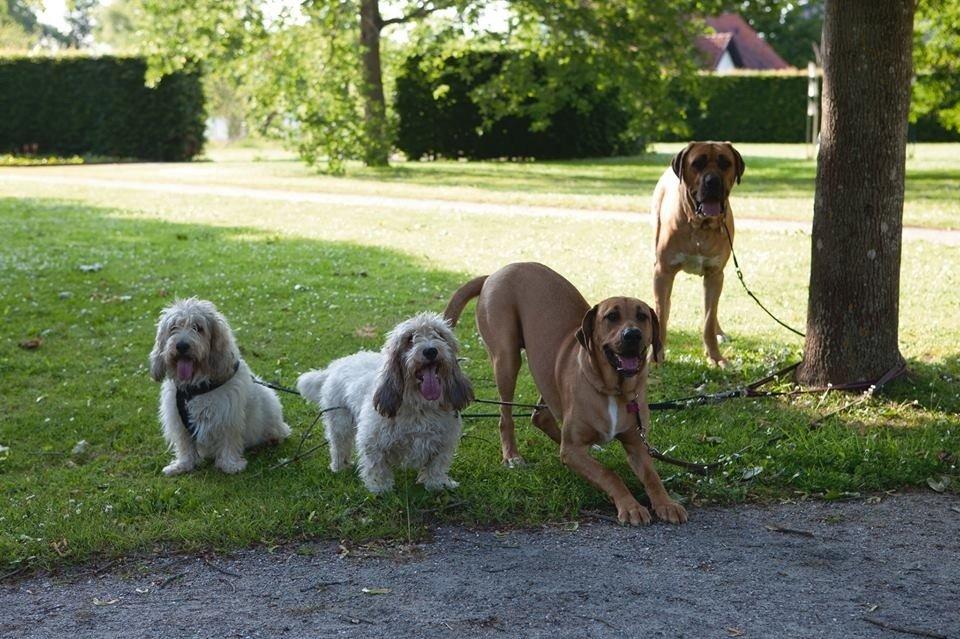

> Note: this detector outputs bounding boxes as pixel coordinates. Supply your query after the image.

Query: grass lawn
[1,153,958,572]
[7,142,957,229]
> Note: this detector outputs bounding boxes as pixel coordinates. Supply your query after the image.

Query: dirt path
[2,494,957,639]
[2,173,958,246]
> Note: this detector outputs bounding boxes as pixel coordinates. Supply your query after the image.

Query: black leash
[722,222,806,338]
[253,378,302,396]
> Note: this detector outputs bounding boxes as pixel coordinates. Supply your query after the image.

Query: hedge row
[0,56,205,161]
[668,72,960,144]
[396,53,632,160]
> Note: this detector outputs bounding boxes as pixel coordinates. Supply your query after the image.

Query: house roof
[695,13,791,71]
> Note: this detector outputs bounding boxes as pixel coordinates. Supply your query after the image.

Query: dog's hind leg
[531,397,561,444]
[324,411,355,472]
[490,350,525,467]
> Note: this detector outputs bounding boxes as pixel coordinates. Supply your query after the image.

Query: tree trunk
[359,0,390,167]
[797,0,916,386]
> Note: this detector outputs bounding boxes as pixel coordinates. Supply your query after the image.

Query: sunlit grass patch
[0,193,957,572]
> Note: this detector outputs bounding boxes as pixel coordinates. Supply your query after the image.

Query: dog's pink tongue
[420,367,442,401]
[176,359,194,382]
[619,356,640,372]
[701,201,723,217]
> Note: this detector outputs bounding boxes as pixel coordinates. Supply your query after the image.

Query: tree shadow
[1,196,956,569]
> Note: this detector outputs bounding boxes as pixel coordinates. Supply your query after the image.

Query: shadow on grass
[1,196,956,571]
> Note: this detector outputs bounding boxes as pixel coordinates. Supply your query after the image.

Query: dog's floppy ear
[444,360,474,412]
[373,330,407,418]
[434,317,475,412]
[649,308,663,364]
[148,309,168,382]
[671,142,694,182]
[206,304,239,380]
[575,305,599,351]
[727,142,745,185]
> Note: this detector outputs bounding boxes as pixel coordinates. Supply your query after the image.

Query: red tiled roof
[695,13,792,71]
[695,32,734,69]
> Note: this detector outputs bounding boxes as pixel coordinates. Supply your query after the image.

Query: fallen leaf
[726,627,745,637]
[866,604,879,612]
[354,324,379,339]
[926,475,950,493]
[135,587,149,594]
[72,440,89,456]
[92,597,119,606]
[361,587,391,595]
[19,337,43,350]
[741,466,763,481]
[79,263,103,273]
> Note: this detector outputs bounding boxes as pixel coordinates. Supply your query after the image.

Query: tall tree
[797,0,915,386]
[912,0,960,132]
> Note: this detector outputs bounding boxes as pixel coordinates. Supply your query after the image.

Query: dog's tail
[296,369,327,404]
[443,275,487,327]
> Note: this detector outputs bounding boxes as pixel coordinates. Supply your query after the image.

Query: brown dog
[444,262,687,525]
[652,141,745,366]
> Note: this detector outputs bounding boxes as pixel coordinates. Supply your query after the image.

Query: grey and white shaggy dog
[297,312,474,494]
[149,298,290,475]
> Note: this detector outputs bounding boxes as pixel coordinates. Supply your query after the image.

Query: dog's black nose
[176,340,190,354]
[423,347,438,361]
[622,328,642,343]
[704,173,721,189]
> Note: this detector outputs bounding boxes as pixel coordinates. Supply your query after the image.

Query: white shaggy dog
[297,312,473,494]
[149,298,290,475]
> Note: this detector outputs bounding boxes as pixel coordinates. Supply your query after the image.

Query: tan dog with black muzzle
[652,141,745,366]
[444,262,687,525]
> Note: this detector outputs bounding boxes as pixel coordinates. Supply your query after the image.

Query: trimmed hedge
[0,56,205,161]
[396,53,632,160]
[668,71,959,143]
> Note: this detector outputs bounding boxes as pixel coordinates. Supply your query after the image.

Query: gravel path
[2,493,957,639]
[1,173,958,245]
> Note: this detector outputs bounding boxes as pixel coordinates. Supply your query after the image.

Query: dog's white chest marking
[671,251,722,276]
[607,396,619,442]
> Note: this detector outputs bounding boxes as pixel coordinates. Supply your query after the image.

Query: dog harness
[176,360,240,439]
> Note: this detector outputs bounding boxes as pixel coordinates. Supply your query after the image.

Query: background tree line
[3,0,958,173]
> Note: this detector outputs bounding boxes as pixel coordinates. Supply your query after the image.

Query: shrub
[395,52,633,160]
[0,55,205,161]
[667,71,959,143]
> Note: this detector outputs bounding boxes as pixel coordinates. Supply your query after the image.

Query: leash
[253,377,302,396]
[722,222,806,338]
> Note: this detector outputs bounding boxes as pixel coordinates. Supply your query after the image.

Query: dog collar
[175,360,240,438]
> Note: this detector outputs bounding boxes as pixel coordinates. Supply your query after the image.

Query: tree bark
[797,0,916,386]
[359,0,390,167]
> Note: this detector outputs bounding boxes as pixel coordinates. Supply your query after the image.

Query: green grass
[4,142,959,229]
[0,154,958,571]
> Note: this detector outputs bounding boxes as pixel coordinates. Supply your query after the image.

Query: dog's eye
[693,156,708,170]
[718,156,731,170]
[637,312,649,322]
[194,323,204,334]
[605,311,620,322]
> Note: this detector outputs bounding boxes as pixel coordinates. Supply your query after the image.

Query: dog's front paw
[654,500,688,524]
[502,456,526,469]
[423,476,459,491]
[162,459,196,476]
[708,356,728,369]
[616,498,652,526]
[215,455,248,474]
[364,478,395,494]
